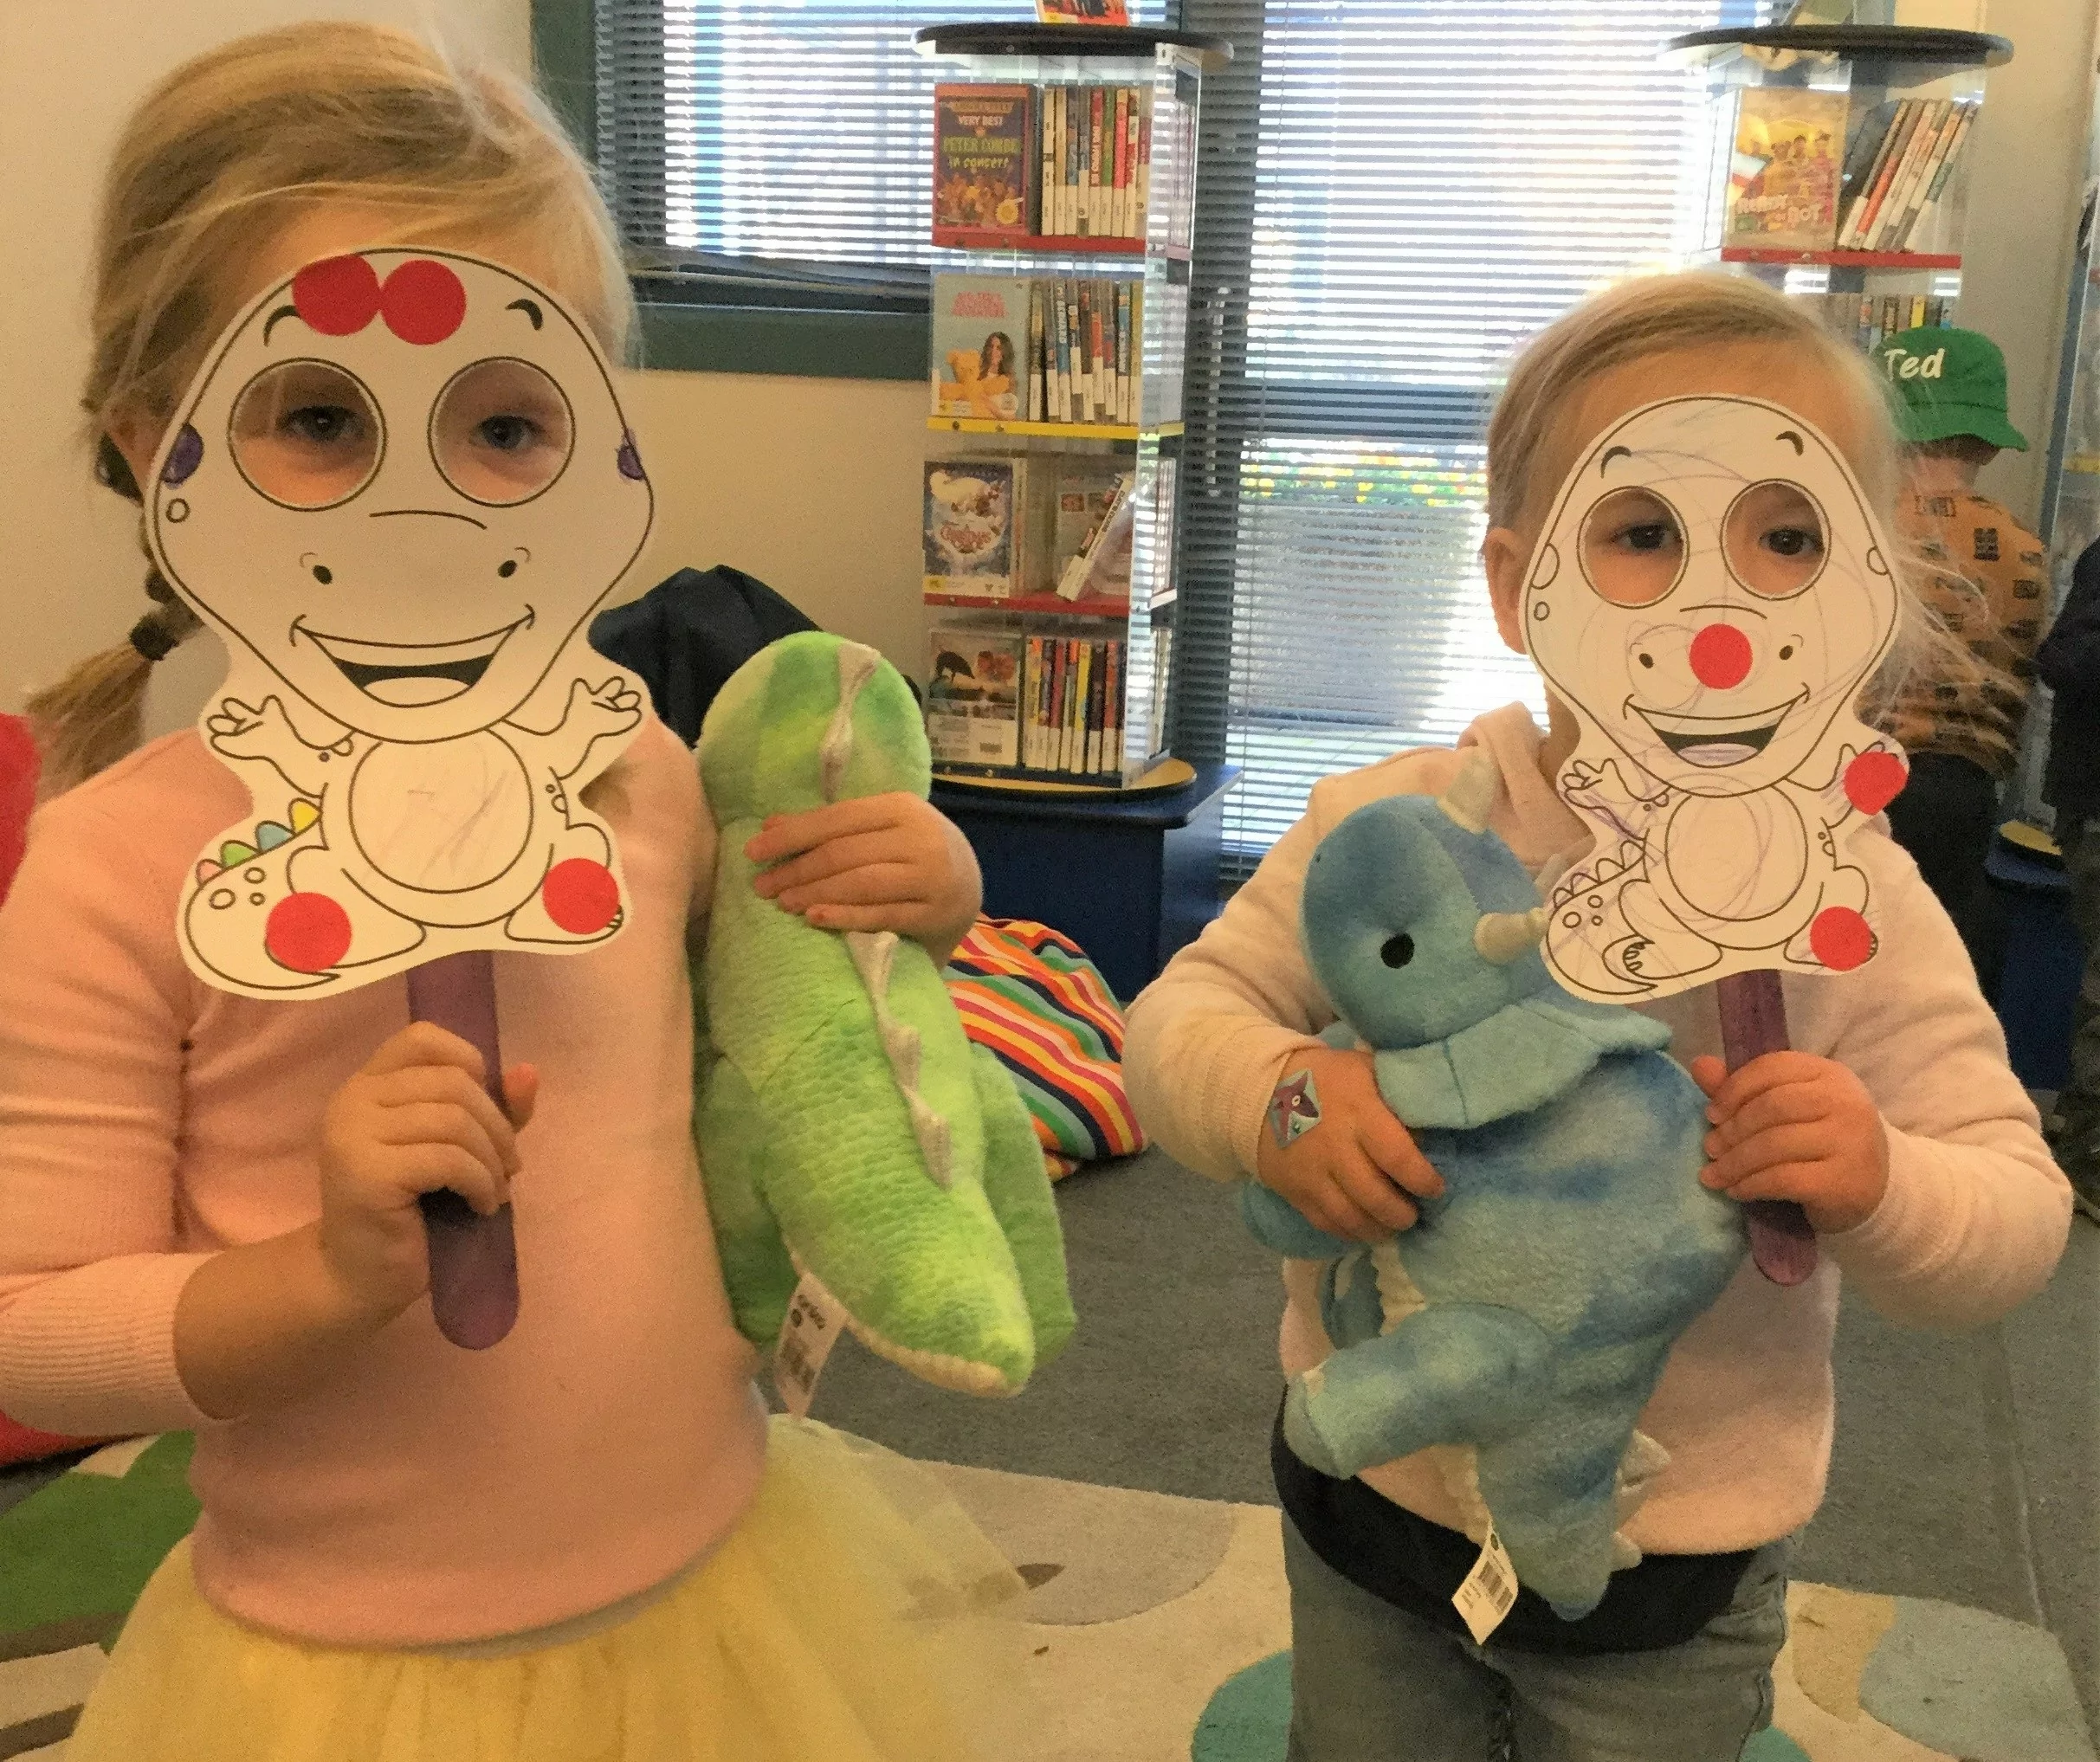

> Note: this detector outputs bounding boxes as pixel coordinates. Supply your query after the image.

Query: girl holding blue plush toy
[1126,272,2071,1760]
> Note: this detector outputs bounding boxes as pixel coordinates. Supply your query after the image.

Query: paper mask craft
[145,249,655,1346]
[1518,394,1909,1287]
[147,249,652,995]
[1521,394,1907,1001]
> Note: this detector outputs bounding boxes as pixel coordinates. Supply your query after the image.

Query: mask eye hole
[430,358,575,507]
[229,359,384,510]
[1579,486,1686,608]
[1380,933,1415,968]
[1723,480,1827,600]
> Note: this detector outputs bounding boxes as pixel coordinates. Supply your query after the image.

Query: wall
[617,371,933,678]
[0,0,532,740]
[1959,0,2100,522]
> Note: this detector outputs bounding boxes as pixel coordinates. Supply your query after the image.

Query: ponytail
[25,541,204,804]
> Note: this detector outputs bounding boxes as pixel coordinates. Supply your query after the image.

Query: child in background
[1873,326,2046,979]
[2036,536,2100,1220]
[0,26,1018,1761]
[1125,274,2068,1761]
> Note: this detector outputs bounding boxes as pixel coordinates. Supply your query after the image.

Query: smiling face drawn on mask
[1519,396,1907,1003]
[147,251,656,1000]
[149,249,651,744]
[1524,396,1896,801]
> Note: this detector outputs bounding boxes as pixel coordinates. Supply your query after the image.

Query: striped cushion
[946,918,1146,1178]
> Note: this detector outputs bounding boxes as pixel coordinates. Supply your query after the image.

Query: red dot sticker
[1808,906,1876,972]
[291,256,383,336]
[542,859,620,935]
[1688,623,1754,691]
[1844,750,1908,816]
[379,259,467,345]
[265,893,352,973]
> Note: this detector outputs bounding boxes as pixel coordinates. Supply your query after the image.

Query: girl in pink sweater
[1123,274,2071,1759]
[1,25,1018,1762]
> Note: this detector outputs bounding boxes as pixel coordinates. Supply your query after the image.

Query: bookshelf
[915,22,1228,790]
[1665,24,2011,354]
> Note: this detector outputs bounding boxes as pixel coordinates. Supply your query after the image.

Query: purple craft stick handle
[406,951,520,1350]
[1714,969,1819,1288]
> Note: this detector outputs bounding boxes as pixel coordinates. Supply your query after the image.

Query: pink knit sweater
[1126,704,2071,1555]
[0,717,767,1647]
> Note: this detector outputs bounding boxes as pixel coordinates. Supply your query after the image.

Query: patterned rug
[3,1437,2094,1761]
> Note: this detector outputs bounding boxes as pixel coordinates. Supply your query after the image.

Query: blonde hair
[27,22,630,798]
[1485,271,1991,739]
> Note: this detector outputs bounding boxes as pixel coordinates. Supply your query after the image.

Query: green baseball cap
[1877,326,2027,451]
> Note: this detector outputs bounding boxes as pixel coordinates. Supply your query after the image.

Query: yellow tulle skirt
[66,1417,1030,1762]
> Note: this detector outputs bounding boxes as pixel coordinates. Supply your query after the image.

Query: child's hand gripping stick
[407,952,520,1350]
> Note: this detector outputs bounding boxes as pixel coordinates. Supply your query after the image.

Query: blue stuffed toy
[1243,753,1748,1620]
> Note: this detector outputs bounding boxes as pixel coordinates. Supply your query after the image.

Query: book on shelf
[1057,470,1135,600]
[932,275,1031,421]
[1145,455,1179,609]
[1037,0,1130,23]
[960,84,1157,243]
[1726,88,1846,253]
[927,629,1025,769]
[1006,632,1131,780]
[932,85,1037,245]
[935,274,1146,429]
[1146,623,1174,766]
[1834,97,1976,253]
[1809,291,1955,354]
[924,459,1029,600]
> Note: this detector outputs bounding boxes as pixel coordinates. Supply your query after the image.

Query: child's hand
[1253,1045,1443,1242]
[747,794,982,951]
[318,1024,539,1322]
[1688,1051,1888,1234]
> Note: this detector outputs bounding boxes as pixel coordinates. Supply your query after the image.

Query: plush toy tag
[774,1273,850,1417]
[145,249,655,1000]
[1519,395,1905,1004]
[1452,1522,1520,1644]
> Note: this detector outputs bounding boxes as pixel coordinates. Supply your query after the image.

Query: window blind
[1176,0,1770,881]
[596,0,1167,285]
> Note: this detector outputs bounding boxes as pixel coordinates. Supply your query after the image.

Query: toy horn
[1475,906,1548,965]
[1437,749,1498,835]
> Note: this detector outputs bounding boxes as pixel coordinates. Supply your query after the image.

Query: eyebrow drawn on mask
[505,298,543,329]
[261,304,303,346]
[1599,445,1634,475]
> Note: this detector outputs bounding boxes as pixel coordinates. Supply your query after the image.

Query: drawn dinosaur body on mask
[1521,396,1908,1001]
[146,250,653,998]
[1242,757,1747,1619]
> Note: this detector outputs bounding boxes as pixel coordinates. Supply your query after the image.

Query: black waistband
[1271,1406,1755,1656]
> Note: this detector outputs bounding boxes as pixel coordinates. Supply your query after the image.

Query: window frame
[533,0,930,379]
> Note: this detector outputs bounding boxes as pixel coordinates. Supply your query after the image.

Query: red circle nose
[1688,623,1753,690]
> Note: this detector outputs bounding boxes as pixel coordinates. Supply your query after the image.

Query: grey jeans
[1281,1515,1788,1762]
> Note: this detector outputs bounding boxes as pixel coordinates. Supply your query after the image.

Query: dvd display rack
[915,22,1227,788]
[1664,25,2011,355]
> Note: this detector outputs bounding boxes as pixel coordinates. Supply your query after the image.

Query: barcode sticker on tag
[1452,1523,1520,1644]
[773,1274,847,1417]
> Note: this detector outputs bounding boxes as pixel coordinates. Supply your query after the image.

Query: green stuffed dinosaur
[693,631,1075,1396]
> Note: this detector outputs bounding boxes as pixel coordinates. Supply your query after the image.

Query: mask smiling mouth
[299,615,532,707]
[1630,688,1810,768]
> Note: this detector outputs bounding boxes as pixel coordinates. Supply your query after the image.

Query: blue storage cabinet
[931,765,1239,1007]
